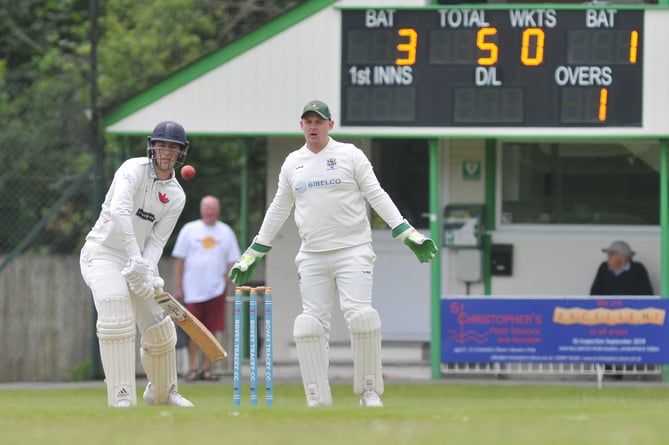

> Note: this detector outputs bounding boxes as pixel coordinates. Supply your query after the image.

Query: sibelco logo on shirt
[295,179,341,193]
[307,178,341,188]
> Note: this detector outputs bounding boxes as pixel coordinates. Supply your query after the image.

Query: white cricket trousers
[295,243,377,336]
[79,240,165,332]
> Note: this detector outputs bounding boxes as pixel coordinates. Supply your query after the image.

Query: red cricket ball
[181,165,196,180]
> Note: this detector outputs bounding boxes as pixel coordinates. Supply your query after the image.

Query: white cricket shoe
[307,400,323,408]
[143,383,194,407]
[113,399,133,408]
[360,390,383,408]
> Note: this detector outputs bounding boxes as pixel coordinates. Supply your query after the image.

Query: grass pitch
[2,381,668,445]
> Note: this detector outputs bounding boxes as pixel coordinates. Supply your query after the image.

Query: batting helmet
[147,121,189,167]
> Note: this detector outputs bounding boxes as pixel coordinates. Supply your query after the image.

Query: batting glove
[229,241,272,284]
[128,280,155,301]
[152,276,165,295]
[392,221,438,263]
[121,256,151,287]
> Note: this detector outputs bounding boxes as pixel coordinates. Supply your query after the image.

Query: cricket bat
[154,290,228,362]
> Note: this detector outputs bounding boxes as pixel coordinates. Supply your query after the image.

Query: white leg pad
[350,309,383,395]
[96,297,137,407]
[140,315,178,404]
[293,314,332,406]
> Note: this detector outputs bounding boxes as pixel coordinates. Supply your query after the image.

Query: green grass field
[2,382,668,445]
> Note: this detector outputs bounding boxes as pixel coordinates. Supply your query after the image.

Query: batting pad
[140,315,178,404]
[96,297,137,407]
[293,314,332,406]
[350,309,383,395]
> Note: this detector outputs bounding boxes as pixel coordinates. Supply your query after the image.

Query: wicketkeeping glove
[229,241,272,284]
[391,221,438,263]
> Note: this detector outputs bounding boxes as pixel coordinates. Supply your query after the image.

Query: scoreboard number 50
[478,27,545,66]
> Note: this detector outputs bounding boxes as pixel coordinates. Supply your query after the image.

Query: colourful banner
[441,298,669,364]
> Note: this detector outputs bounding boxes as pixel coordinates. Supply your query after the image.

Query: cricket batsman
[80,121,193,407]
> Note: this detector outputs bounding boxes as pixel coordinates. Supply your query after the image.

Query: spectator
[173,195,241,381]
[590,240,653,296]
[590,240,653,379]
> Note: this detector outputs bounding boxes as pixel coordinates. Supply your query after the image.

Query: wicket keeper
[229,100,437,407]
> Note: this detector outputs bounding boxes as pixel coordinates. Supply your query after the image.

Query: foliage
[0,0,92,254]
[0,0,298,255]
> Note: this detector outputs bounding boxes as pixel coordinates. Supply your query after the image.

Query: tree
[0,0,297,254]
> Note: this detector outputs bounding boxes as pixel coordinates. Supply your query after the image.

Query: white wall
[489,228,661,296]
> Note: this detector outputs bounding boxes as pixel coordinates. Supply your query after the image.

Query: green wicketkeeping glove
[391,221,438,263]
[229,241,272,284]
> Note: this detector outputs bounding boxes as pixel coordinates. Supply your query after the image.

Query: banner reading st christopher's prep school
[441,298,669,364]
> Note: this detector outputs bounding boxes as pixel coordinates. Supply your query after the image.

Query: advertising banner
[442,298,669,364]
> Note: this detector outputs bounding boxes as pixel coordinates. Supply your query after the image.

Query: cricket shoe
[114,400,133,408]
[143,383,194,407]
[360,390,383,408]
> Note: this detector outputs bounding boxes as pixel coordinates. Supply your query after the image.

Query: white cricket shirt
[85,157,186,267]
[257,138,404,252]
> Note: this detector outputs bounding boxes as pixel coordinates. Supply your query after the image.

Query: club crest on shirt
[326,157,337,171]
[159,192,169,204]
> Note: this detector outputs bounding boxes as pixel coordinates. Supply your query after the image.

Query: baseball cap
[602,240,635,258]
[301,100,331,120]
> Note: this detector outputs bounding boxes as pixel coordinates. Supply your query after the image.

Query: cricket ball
[181,165,196,180]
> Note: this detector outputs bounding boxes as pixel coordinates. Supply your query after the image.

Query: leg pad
[350,309,383,395]
[140,316,177,404]
[293,313,332,406]
[97,297,137,407]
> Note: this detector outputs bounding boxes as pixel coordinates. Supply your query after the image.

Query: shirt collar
[612,261,631,277]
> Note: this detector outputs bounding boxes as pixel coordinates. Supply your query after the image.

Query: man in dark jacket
[590,240,653,296]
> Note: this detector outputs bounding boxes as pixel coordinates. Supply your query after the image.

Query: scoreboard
[340,8,644,128]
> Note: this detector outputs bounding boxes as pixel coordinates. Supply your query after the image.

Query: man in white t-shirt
[173,195,240,381]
